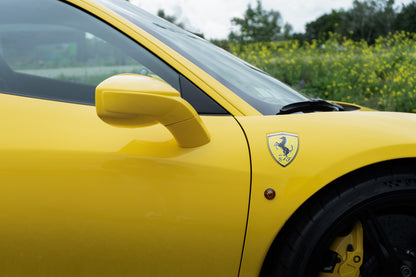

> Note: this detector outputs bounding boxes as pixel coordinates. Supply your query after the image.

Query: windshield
[94,0,308,115]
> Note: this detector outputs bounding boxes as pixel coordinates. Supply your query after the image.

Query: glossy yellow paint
[319,222,364,277]
[3,0,416,276]
[0,93,250,276]
[96,74,210,147]
[237,111,416,276]
[330,100,374,111]
[66,0,261,117]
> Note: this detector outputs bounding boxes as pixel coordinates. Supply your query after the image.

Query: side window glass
[180,76,228,114]
[0,0,180,105]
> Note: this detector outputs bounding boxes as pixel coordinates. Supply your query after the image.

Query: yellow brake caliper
[319,222,364,277]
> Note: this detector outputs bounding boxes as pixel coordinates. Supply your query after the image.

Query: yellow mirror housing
[96,74,211,148]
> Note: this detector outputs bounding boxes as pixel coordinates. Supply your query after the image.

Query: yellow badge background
[267,132,299,167]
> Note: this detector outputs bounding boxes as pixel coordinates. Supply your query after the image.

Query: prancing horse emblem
[267,132,299,167]
[274,136,293,157]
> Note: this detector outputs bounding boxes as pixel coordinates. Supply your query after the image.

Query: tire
[266,168,416,277]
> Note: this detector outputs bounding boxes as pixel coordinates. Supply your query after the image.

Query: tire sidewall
[274,172,416,276]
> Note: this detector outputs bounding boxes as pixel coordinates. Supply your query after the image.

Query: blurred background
[130,0,416,113]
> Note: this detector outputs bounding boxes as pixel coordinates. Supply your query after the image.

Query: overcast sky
[130,0,414,39]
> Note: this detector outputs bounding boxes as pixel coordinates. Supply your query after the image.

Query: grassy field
[230,31,416,113]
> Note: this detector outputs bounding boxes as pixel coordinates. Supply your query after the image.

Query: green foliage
[283,23,293,40]
[303,0,396,44]
[225,0,403,45]
[349,0,395,43]
[228,0,284,43]
[210,39,231,50]
[394,1,416,33]
[305,10,350,41]
[230,32,416,113]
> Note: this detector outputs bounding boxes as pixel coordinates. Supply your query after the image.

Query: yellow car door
[0,0,250,276]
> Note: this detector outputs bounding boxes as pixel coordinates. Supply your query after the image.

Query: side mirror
[96,74,210,148]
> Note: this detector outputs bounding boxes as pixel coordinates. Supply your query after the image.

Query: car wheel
[266,169,416,277]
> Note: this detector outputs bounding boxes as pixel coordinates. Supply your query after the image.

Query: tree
[348,0,396,43]
[156,9,204,38]
[394,1,416,33]
[157,9,185,29]
[305,10,350,41]
[283,23,293,40]
[303,0,396,44]
[228,0,283,43]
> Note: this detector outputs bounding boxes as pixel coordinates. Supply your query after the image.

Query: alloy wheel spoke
[360,211,402,275]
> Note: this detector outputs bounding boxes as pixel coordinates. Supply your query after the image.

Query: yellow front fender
[237,111,416,276]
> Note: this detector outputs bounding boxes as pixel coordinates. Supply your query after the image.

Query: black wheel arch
[260,157,416,276]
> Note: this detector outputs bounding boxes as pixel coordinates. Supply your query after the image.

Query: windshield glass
[94,0,308,115]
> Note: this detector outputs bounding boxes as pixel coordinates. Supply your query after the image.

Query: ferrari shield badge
[267,132,299,167]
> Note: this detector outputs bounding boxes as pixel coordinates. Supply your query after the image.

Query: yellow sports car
[0,0,415,276]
